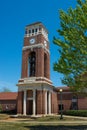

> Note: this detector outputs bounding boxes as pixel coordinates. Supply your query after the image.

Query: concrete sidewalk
[0,120,87,125]
[62,115,87,120]
[0,115,87,125]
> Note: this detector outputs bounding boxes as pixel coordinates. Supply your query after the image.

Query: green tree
[53,0,87,92]
[1,87,11,92]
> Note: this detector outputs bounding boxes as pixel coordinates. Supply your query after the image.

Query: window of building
[35,28,37,32]
[28,52,36,77]
[29,30,31,34]
[39,27,41,31]
[71,95,78,110]
[32,29,34,33]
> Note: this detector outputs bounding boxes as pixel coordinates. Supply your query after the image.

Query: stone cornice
[22,43,50,54]
[17,82,54,92]
[18,77,52,84]
[16,77,54,91]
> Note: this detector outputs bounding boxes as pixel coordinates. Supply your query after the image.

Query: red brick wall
[58,93,73,111]
[21,48,50,80]
[36,48,44,77]
[24,34,48,47]
[78,96,87,110]
[57,92,87,111]
[0,100,17,112]
[51,92,58,114]
[44,52,50,79]
[17,91,24,114]
[27,90,33,98]
[21,33,50,80]
[61,100,72,110]
[36,90,45,114]
[21,50,29,78]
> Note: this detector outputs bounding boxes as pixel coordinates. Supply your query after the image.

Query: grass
[33,115,83,122]
[36,116,65,121]
[0,114,87,130]
[0,114,9,120]
[0,122,87,130]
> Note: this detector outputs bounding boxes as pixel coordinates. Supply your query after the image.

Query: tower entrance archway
[26,100,33,115]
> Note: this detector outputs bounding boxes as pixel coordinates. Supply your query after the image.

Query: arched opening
[28,52,36,77]
[44,53,47,78]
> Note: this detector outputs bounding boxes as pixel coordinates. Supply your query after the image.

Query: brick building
[57,87,87,111]
[0,22,87,115]
[0,87,87,114]
[0,92,17,112]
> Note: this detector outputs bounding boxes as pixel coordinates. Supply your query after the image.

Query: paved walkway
[0,115,87,125]
[63,115,87,120]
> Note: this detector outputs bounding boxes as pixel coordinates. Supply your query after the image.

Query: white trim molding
[22,43,50,54]
[23,90,27,115]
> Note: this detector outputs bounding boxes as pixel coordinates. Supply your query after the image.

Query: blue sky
[0,0,77,92]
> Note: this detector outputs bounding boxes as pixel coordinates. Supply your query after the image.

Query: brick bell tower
[17,22,57,116]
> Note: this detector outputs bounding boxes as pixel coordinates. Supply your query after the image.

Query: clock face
[29,38,35,44]
[44,40,47,47]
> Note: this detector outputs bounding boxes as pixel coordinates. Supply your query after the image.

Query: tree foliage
[1,87,11,92]
[53,0,87,92]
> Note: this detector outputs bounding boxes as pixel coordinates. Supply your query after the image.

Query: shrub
[64,110,87,117]
[0,104,2,113]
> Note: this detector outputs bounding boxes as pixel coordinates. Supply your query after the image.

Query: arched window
[44,53,47,78]
[28,52,36,77]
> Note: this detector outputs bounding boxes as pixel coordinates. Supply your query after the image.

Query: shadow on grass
[24,125,87,130]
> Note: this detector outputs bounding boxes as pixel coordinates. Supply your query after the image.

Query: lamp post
[59,88,63,119]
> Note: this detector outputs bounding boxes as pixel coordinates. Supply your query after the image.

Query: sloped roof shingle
[0,92,17,100]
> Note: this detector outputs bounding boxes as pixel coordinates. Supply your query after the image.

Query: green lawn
[0,122,87,130]
[0,114,9,120]
[0,114,87,130]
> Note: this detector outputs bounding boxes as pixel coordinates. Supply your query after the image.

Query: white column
[23,90,26,115]
[45,91,47,115]
[33,89,36,115]
[48,91,51,114]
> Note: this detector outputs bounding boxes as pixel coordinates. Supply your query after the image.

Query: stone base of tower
[17,77,58,116]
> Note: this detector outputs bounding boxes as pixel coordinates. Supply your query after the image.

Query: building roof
[0,92,17,100]
[26,21,42,27]
[26,21,48,33]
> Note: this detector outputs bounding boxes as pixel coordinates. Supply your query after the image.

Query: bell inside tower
[28,52,36,77]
